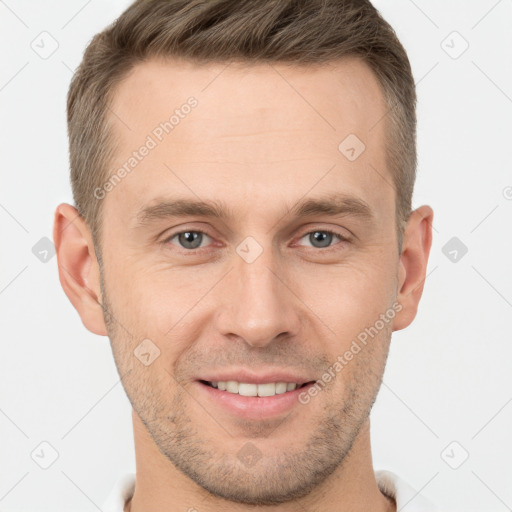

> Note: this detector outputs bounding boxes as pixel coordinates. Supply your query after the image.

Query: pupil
[311,231,331,248]
[180,231,201,249]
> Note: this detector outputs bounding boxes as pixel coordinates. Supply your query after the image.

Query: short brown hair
[67,0,417,257]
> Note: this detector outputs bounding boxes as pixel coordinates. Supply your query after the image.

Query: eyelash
[162,228,349,253]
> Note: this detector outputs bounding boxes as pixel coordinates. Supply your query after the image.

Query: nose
[214,244,301,348]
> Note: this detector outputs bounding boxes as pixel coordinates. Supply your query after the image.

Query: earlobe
[53,203,108,336]
[393,205,434,332]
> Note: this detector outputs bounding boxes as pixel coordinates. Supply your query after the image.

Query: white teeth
[275,382,288,394]
[257,383,276,397]
[209,380,302,397]
[226,381,239,393]
[238,383,258,396]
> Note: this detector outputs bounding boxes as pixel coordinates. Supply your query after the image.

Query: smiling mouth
[199,380,315,397]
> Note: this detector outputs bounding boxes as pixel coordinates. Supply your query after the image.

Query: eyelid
[295,225,351,241]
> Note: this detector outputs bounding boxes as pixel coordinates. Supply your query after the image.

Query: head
[54,0,433,506]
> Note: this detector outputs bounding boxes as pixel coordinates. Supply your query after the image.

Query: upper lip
[197,369,315,386]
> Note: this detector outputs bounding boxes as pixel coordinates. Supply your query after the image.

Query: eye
[297,229,348,249]
[163,228,349,253]
[166,230,212,250]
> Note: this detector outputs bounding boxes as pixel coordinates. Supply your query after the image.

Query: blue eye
[298,230,346,249]
[168,230,212,250]
[164,228,348,252]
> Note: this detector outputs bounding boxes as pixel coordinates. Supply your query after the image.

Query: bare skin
[54,56,432,512]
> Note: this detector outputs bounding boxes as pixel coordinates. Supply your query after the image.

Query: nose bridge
[215,240,299,347]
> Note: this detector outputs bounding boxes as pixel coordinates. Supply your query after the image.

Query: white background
[1,1,511,510]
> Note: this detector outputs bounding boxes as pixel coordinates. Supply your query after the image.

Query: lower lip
[196,381,315,420]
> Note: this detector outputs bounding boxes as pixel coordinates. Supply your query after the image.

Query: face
[83,57,410,504]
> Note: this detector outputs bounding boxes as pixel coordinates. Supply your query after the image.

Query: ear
[393,205,434,331]
[53,203,108,336]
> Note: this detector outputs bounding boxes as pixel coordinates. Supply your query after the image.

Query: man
[53,0,437,510]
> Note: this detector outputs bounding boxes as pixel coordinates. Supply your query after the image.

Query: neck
[125,410,395,512]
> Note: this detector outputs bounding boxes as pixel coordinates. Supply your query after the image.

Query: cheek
[103,241,398,360]
[105,264,219,366]
[299,256,398,337]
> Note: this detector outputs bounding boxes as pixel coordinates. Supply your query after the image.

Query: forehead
[103,56,392,226]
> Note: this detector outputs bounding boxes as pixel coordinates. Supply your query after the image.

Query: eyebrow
[134,194,374,227]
